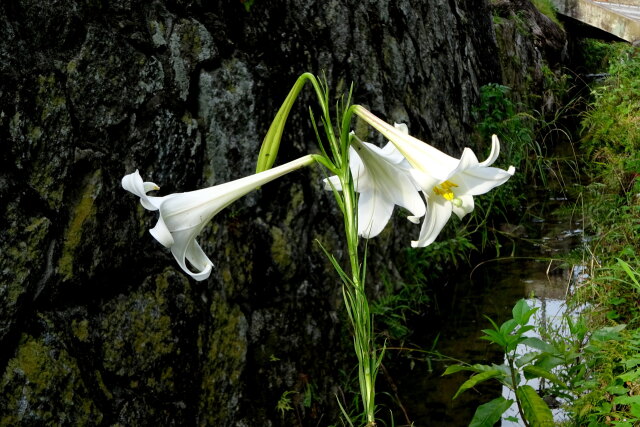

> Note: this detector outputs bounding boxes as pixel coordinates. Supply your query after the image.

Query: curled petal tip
[191,263,213,281]
[407,215,422,224]
[394,122,409,134]
[144,182,160,192]
[479,134,501,167]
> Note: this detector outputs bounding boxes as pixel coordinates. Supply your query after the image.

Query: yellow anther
[433,180,458,201]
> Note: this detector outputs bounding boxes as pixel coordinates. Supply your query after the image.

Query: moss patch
[58,169,102,280]
[0,335,102,425]
[198,294,247,424]
[1,212,52,340]
[99,268,194,396]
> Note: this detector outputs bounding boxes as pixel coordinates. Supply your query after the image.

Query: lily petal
[455,165,515,196]
[121,169,162,211]
[149,215,174,248]
[353,107,515,248]
[412,197,452,248]
[325,136,426,239]
[479,134,501,167]
[122,155,315,281]
[357,188,395,238]
[452,194,474,220]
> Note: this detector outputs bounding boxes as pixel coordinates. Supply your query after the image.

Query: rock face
[0,0,563,425]
[491,0,568,113]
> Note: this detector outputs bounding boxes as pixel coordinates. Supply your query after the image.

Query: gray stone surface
[0,0,563,424]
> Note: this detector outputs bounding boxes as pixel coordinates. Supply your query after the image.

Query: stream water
[391,149,586,426]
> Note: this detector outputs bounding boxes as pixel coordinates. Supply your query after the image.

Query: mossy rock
[0,335,102,425]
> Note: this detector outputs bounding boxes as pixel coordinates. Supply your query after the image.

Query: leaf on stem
[469,396,514,427]
[516,385,554,426]
[453,369,504,400]
[480,329,508,347]
[512,299,538,326]
[522,365,567,387]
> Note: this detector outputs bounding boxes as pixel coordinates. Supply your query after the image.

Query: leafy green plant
[276,390,295,418]
[443,299,565,426]
[567,325,640,426]
[581,44,640,159]
[474,83,543,191]
[240,0,255,12]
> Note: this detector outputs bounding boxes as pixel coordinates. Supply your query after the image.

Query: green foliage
[581,44,640,161]
[469,396,514,427]
[578,39,623,73]
[562,41,640,426]
[473,83,542,199]
[443,299,566,426]
[276,391,295,418]
[371,276,428,340]
[371,233,475,342]
[241,0,255,12]
[567,326,640,426]
[516,385,555,425]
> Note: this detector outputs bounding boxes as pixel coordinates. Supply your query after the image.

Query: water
[389,170,586,426]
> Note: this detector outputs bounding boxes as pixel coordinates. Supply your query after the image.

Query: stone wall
[0,0,556,425]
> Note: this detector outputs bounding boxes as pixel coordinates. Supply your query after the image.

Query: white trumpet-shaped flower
[122,155,315,281]
[324,135,426,238]
[353,106,515,247]
[414,134,515,247]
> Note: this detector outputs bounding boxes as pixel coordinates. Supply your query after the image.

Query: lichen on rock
[0,335,102,425]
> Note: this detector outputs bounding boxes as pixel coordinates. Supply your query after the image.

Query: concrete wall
[553,0,640,42]
[595,0,640,6]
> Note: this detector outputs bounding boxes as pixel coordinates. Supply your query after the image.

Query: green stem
[300,74,377,426]
[340,141,377,426]
[509,355,530,427]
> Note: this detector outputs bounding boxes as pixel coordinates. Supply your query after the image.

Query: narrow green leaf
[442,365,469,376]
[515,325,536,337]
[483,314,500,331]
[469,396,514,427]
[516,385,554,426]
[606,384,630,395]
[616,258,640,290]
[481,329,507,347]
[442,364,487,376]
[523,365,567,387]
[618,368,640,382]
[453,370,504,400]
[535,354,566,372]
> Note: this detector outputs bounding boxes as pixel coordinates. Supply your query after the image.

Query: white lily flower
[122,155,315,281]
[353,106,515,247]
[324,135,426,238]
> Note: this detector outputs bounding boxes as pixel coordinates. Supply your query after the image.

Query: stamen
[433,180,458,201]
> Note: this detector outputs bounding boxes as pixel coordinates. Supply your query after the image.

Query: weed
[564,41,640,425]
